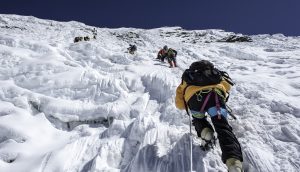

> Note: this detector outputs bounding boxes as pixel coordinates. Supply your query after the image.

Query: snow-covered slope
[0,14,299,172]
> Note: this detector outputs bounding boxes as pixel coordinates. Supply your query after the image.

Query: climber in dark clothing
[157,45,168,62]
[166,48,177,68]
[128,44,137,54]
[157,45,178,68]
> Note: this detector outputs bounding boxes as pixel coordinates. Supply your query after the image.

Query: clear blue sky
[1,0,300,36]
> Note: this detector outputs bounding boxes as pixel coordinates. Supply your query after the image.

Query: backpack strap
[214,89,222,119]
[200,91,213,113]
[220,71,235,86]
[184,87,223,120]
[198,89,221,120]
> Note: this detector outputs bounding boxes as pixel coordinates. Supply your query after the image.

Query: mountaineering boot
[201,127,213,141]
[226,158,243,172]
[200,127,216,151]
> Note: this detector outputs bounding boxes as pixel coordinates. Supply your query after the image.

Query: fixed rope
[188,109,193,172]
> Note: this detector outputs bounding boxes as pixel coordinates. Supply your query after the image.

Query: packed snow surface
[0,14,300,172]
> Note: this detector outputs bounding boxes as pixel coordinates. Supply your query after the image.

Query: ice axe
[226,105,237,120]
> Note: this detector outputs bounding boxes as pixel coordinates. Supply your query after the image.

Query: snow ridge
[0,14,300,172]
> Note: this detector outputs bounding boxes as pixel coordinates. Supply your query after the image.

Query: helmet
[189,60,214,71]
[163,45,168,51]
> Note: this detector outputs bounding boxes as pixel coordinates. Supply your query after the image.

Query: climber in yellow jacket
[175,60,243,172]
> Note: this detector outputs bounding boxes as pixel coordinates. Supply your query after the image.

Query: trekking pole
[226,105,237,120]
[183,93,193,172]
[188,110,193,172]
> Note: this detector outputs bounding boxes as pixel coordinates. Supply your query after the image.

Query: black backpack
[182,60,234,86]
[181,60,235,118]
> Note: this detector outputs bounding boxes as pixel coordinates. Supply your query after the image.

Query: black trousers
[189,92,243,163]
[193,117,243,163]
[167,56,176,64]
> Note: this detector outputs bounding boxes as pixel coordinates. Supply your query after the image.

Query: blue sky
[1,0,300,36]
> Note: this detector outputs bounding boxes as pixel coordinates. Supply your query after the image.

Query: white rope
[188,111,193,172]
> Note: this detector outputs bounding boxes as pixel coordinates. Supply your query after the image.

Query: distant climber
[175,60,243,172]
[74,36,83,43]
[166,47,177,68]
[156,45,168,62]
[156,45,177,68]
[84,36,90,41]
[128,44,137,54]
[92,28,97,39]
[74,36,90,43]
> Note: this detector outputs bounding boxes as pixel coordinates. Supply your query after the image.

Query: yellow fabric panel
[175,78,231,110]
[175,81,187,109]
[221,80,231,92]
